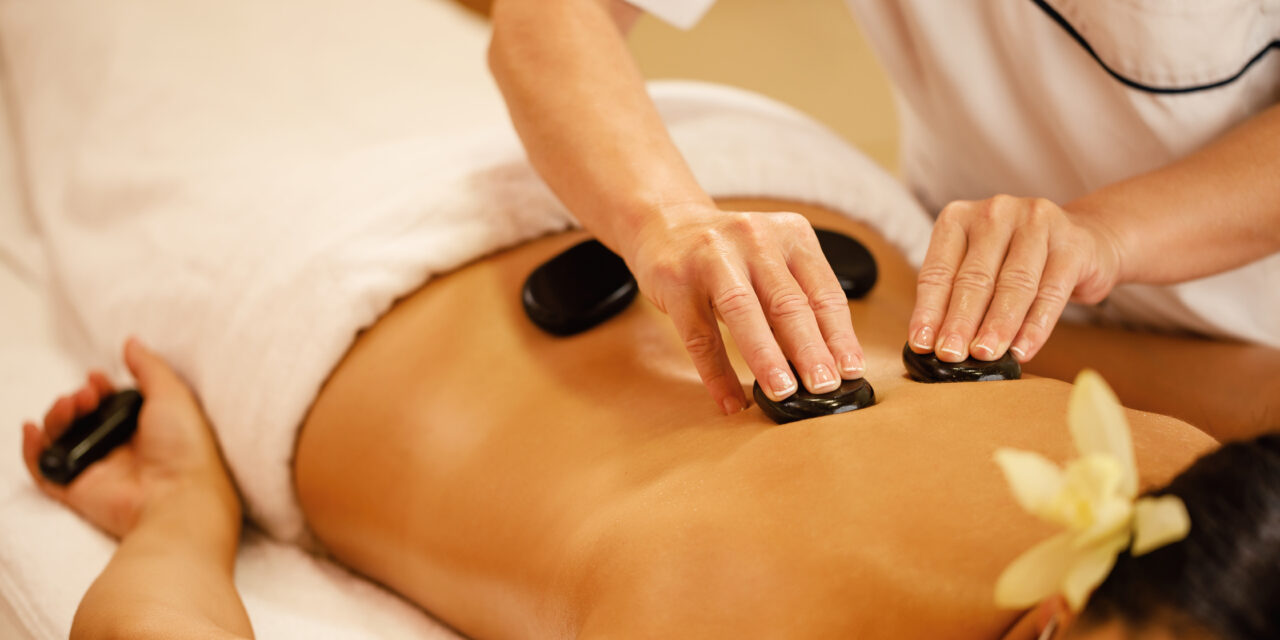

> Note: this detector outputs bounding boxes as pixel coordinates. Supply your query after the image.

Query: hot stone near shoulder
[901,342,1021,383]
[814,228,877,299]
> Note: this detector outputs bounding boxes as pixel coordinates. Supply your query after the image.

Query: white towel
[1,0,931,543]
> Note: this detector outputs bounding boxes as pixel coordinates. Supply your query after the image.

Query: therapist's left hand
[907,195,1122,363]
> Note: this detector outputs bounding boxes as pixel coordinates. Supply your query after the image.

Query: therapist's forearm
[1068,102,1280,285]
[70,478,252,640]
[488,0,715,256]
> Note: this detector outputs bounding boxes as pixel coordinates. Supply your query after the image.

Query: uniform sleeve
[624,0,716,30]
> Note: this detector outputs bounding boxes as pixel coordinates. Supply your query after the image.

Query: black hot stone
[753,368,876,425]
[39,389,143,485]
[814,228,878,299]
[522,239,639,336]
[901,342,1021,383]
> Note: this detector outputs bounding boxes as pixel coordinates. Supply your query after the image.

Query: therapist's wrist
[610,195,720,260]
[1062,196,1131,288]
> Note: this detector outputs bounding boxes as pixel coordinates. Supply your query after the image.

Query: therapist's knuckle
[792,340,828,362]
[713,285,756,317]
[682,330,721,361]
[744,341,782,368]
[936,202,970,227]
[724,211,759,238]
[763,289,812,320]
[917,263,956,289]
[1028,198,1060,221]
[988,193,1018,212]
[809,287,851,314]
[953,266,997,292]
[1037,281,1072,308]
[996,267,1041,296]
[647,256,688,288]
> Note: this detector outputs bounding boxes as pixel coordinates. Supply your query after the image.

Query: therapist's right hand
[627,204,866,415]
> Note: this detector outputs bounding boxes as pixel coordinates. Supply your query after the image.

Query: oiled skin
[295,200,1216,639]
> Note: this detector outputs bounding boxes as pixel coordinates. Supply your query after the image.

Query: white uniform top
[629,0,1280,348]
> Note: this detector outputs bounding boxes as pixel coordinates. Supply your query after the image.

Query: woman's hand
[628,206,866,414]
[907,195,1122,364]
[21,337,239,538]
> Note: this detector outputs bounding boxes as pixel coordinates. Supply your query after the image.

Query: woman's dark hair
[1078,433,1280,639]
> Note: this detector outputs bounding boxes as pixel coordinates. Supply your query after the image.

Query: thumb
[123,337,186,399]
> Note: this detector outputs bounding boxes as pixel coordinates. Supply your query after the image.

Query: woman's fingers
[88,371,114,398]
[669,292,749,414]
[22,421,67,501]
[41,395,76,441]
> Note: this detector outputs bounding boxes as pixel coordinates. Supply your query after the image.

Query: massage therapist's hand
[21,337,240,538]
[628,205,866,414]
[907,195,1123,364]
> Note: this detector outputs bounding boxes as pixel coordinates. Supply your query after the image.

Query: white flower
[993,370,1191,611]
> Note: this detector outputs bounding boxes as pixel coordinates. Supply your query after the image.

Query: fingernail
[721,396,744,415]
[768,367,797,399]
[839,353,864,379]
[911,325,935,351]
[1009,343,1028,362]
[971,333,998,360]
[809,364,838,393]
[938,334,965,360]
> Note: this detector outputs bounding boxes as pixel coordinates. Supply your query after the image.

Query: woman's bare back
[294,200,1214,638]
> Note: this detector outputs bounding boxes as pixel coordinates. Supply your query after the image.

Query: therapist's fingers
[934,206,1018,362]
[908,201,971,354]
[970,218,1050,361]
[1008,249,1079,363]
[705,265,799,403]
[788,243,865,379]
[749,254,841,395]
[668,289,750,415]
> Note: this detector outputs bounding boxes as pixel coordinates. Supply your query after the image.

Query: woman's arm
[21,339,253,640]
[908,102,1280,365]
[488,0,866,414]
[71,480,249,640]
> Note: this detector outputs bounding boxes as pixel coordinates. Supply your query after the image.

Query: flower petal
[1072,494,1132,549]
[994,532,1077,609]
[1068,370,1138,498]
[1132,495,1191,556]
[1061,533,1130,611]
[994,448,1065,517]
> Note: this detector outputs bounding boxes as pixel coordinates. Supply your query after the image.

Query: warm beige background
[628,0,899,172]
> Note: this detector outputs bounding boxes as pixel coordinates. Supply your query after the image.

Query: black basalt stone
[39,389,143,485]
[815,228,878,299]
[522,239,639,336]
[901,342,1021,383]
[753,368,876,425]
